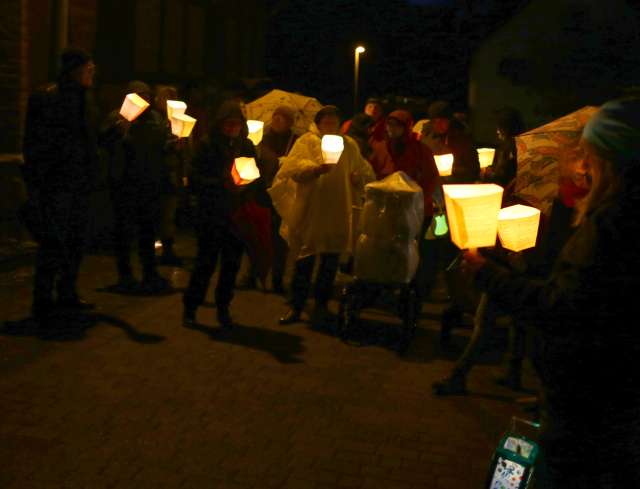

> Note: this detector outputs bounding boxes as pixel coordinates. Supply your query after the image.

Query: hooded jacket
[369,110,440,217]
[190,101,258,227]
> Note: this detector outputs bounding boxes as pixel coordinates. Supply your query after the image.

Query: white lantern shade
[170,113,197,138]
[321,135,344,164]
[119,93,150,122]
[498,204,541,252]
[167,100,187,119]
[477,148,496,169]
[443,184,504,249]
[434,153,454,176]
[232,157,261,185]
[247,120,264,146]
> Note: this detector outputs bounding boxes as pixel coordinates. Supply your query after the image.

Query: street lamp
[354,45,366,112]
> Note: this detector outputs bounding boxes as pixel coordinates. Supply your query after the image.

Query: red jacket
[368,110,440,217]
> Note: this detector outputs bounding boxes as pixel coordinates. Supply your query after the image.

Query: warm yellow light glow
[170,114,196,138]
[434,153,454,176]
[167,100,187,119]
[477,147,496,169]
[232,157,261,185]
[247,120,264,146]
[119,93,149,122]
[321,135,344,164]
[443,184,504,249]
[356,46,365,54]
[498,204,541,252]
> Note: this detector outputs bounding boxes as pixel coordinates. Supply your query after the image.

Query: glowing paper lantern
[477,147,496,169]
[232,157,261,186]
[497,204,541,252]
[321,135,344,164]
[170,114,197,138]
[443,184,504,249]
[167,100,187,119]
[119,93,149,122]
[247,120,264,146]
[434,153,454,176]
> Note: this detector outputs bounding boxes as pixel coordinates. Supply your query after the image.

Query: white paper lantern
[167,100,187,119]
[119,93,149,122]
[170,113,197,138]
[477,148,496,169]
[443,184,504,249]
[498,204,541,252]
[434,153,454,176]
[247,120,264,146]
[321,135,344,164]
[232,157,261,185]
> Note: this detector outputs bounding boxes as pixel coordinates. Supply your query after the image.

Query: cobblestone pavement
[0,236,539,489]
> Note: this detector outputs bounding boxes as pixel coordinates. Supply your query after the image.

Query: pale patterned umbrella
[245,89,323,135]
[514,106,598,215]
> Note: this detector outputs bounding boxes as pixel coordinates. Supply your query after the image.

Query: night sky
[264,0,526,116]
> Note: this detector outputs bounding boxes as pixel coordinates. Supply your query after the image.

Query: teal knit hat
[583,98,640,167]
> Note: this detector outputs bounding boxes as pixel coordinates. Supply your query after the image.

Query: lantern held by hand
[232,157,261,186]
[120,93,150,122]
[321,135,344,164]
[170,114,197,138]
[247,120,264,146]
[477,148,496,169]
[167,100,187,119]
[434,153,454,176]
[443,184,504,249]
[497,204,541,252]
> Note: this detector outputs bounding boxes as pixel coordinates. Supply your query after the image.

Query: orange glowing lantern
[119,93,149,122]
[434,153,454,176]
[497,204,541,252]
[443,184,504,249]
[167,100,187,119]
[477,148,496,169]
[170,113,197,138]
[232,157,261,185]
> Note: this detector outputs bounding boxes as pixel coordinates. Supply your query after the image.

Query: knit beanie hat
[582,98,640,168]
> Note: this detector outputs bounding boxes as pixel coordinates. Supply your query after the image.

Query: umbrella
[514,106,598,215]
[245,89,323,135]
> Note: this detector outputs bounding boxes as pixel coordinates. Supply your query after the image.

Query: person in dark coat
[346,113,374,160]
[101,81,171,293]
[340,97,386,144]
[424,100,480,183]
[462,98,640,488]
[22,47,98,321]
[484,107,524,188]
[183,101,260,328]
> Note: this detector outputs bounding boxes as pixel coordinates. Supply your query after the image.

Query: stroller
[337,172,424,354]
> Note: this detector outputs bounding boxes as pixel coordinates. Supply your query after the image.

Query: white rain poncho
[354,171,424,284]
[268,124,375,258]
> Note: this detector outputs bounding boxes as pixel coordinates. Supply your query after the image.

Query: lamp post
[354,46,365,112]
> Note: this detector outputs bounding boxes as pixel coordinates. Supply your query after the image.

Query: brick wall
[0,0,26,153]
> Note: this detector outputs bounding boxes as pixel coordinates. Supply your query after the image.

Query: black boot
[183,305,197,327]
[279,307,302,325]
[159,239,183,266]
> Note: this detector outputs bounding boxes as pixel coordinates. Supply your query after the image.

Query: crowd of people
[19,47,640,487]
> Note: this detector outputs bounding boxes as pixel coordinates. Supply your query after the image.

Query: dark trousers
[33,191,89,311]
[246,208,288,287]
[290,253,340,311]
[414,216,435,302]
[112,187,159,280]
[183,225,244,310]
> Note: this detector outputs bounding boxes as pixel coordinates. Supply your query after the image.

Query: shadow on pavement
[2,312,166,344]
[95,283,182,297]
[183,321,305,364]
